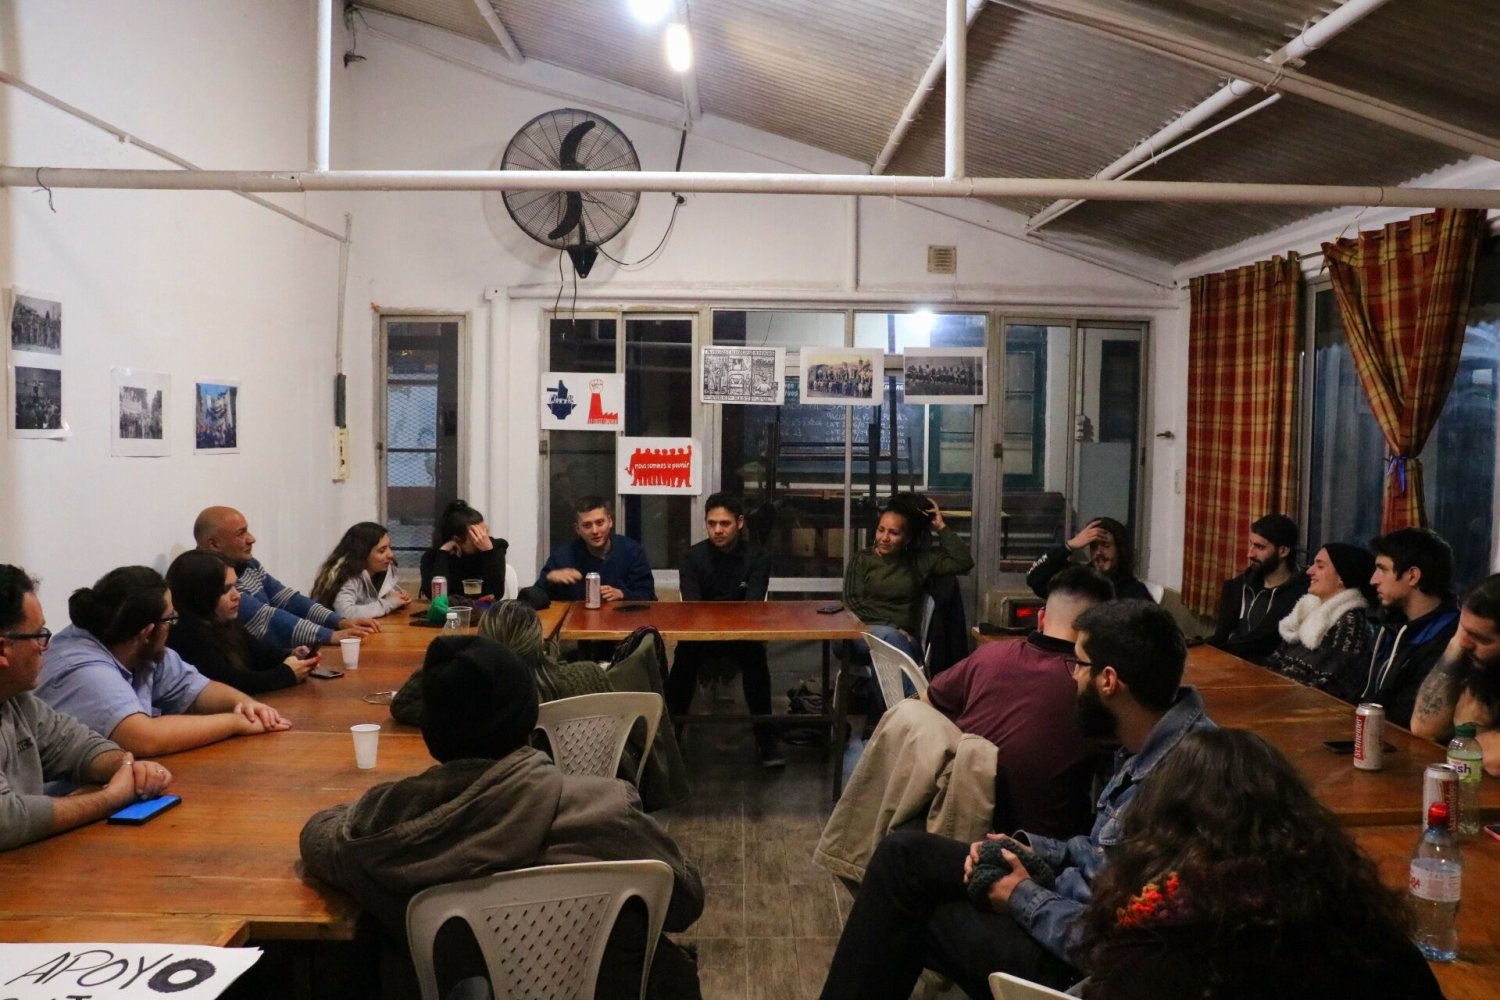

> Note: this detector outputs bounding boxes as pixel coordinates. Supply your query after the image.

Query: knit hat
[1251,514,1298,551]
[420,635,539,763]
[1321,542,1377,602]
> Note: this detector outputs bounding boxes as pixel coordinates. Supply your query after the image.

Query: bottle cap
[1427,801,1450,827]
[446,611,458,620]
[1454,722,1478,738]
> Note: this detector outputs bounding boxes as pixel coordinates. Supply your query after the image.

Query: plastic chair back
[989,972,1075,1000]
[503,564,519,600]
[862,631,929,710]
[535,691,663,786]
[407,860,674,1000]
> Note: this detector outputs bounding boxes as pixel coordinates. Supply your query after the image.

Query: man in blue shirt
[538,496,656,602]
[817,600,1214,999]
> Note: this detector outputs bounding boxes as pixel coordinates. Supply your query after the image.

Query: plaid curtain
[1322,208,1487,533]
[1183,256,1301,617]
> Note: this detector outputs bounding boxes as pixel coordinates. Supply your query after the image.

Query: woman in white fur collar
[1265,542,1376,689]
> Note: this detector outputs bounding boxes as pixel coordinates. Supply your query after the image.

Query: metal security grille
[380,319,461,567]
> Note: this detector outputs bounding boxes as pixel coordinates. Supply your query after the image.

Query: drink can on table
[1423,763,1459,831]
[585,572,602,609]
[1354,702,1385,770]
[430,575,447,599]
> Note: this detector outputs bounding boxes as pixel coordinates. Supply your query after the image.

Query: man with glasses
[1,565,174,850]
[38,566,291,756]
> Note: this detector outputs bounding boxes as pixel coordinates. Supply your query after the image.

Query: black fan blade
[557,120,597,169]
[547,192,584,241]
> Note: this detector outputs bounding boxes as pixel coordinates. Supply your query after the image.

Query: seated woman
[843,495,974,662]
[420,499,510,600]
[166,550,318,694]
[310,521,410,620]
[1026,516,1153,602]
[1076,728,1442,1000]
[1264,542,1374,690]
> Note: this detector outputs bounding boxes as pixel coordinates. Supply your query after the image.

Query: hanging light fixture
[628,0,672,25]
[665,22,692,73]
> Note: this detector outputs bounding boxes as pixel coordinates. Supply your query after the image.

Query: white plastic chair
[1143,580,1165,604]
[503,563,519,600]
[862,631,929,711]
[989,971,1075,1000]
[534,691,663,786]
[406,859,675,1000]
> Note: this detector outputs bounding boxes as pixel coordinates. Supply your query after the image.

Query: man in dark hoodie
[1026,517,1152,603]
[300,635,703,998]
[1208,514,1309,664]
[1328,527,1459,729]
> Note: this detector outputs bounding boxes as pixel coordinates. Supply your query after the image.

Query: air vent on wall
[927,245,957,274]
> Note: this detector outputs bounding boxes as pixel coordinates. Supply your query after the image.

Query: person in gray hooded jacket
[299,634,702,998]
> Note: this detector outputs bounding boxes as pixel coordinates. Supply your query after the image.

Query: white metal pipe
[874,1,984,176]
[1025,0,1394,232]
[311,0,333,172]
[5,166,1499,209]
[469,0,524,62]
[945,0,968,179]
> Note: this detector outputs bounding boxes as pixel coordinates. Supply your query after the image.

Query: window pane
[548,318,618,550]
[624,317,695,570]
[853,311,985,351]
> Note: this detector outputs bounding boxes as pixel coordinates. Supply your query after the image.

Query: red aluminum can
[1354,702,1384,770]
[1423,763,1459,831]
[430,575,447,599]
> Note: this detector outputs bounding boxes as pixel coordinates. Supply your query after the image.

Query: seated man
[538,496,656,603]
[818,600,1214,999]
[1,565,173,850]
[195,505,376,648]
[1328,527,1459,729]
[37,566,292,756]
[1411,572,1500,775]
[1026,516,1152,602]
[665,493,781,766]
[924,566,1114,837]
[301,635,702,998]
[1209,514,1308,664]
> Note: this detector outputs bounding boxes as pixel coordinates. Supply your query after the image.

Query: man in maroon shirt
[924,566,1114,837]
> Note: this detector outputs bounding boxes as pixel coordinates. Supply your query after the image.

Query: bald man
[194,507,375,649]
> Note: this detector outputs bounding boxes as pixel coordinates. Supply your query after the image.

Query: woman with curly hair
[1077,728,1441,999]
[310,521,410,620]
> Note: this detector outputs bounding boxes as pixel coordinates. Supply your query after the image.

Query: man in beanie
[300,635,702,997]
[1209,514,1308,664]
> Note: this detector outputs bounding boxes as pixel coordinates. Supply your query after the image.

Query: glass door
[1071,325,1145,534]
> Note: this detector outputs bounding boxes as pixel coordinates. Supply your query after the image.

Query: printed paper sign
[112,368,170,457]
[617,437,702,495]
[799,348,885,406]
[540,372,624,431]
[700,346,785,405]
[0,943,262,999]
[902,347,986,404]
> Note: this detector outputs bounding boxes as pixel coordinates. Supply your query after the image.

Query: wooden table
[561,600,866,796]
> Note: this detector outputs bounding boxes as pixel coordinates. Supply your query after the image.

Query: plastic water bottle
[1409,802,1461,962]
[442,611,460,633]
[1446,723,1484,838]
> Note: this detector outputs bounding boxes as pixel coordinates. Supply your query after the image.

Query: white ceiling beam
[874,0,985,175]
[945,0,969,179]
[995,0,1500,164]
[470,0,524,62]
[676,1,701,120]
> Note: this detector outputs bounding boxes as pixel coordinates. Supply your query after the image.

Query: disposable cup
[453,606,472,629]
[463,578,483,596]
[340,637,361,669]
[351,723,380,769]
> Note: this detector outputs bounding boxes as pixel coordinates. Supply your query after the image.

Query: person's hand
[1066,520,1107,552]
[927,500,946,531]
[467,523,494,552]
[548,568,583,585]
[390,586,412,607]
[236,700,292,733]
[439,539,461,555]
[338,617,379,634]
[601,585,624,602]
[986,848,1032,908]
[130,758,173,799]
[283,652,319,682]
[964,834,1005,883]
[102,753,140,809]
[331,627,366,643]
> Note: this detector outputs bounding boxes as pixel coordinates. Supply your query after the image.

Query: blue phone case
[108,794,182,825]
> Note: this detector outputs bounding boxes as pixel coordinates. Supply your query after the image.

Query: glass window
[546,317,618,551]
[623,317,695,570]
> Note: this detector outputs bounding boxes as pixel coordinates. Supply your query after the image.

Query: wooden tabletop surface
[559,600,865,642]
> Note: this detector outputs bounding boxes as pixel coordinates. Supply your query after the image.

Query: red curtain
[1183,256,1301,618]
[1322,208,1487,533]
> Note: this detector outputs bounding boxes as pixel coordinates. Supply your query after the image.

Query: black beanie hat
[1321,542,1377,602]
[420,635,539,763]
[1251,514,1299,551]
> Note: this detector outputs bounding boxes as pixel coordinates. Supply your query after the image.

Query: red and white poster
[617,436,701,495]
[540,371,624,432]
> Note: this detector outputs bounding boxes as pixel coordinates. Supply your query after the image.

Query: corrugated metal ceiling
[352,0,1498,266]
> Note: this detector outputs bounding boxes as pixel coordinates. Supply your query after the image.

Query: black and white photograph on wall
[700,346,785,405]
[195,380,239,453]
[7,290,62,355]
[799,347,885,406]
[112,368,169,457]
[902,347,986,404]
[11,365,63,438]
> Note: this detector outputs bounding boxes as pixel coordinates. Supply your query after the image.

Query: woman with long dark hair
[1077,728,1442,999]
[310,521,410,619]
[167,550,317,693]
[420,499,510,599]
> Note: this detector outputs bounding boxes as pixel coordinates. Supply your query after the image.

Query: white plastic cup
[351,723,381,769]
[453,606,472,628]
[340,637,361,669]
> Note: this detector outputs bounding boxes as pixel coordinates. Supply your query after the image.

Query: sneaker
[757,733,786,769]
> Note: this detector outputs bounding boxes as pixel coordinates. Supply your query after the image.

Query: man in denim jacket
[818,600,1214,999]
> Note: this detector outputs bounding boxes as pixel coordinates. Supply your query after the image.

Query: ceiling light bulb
[629,0,672,25]
[666,22,692,73]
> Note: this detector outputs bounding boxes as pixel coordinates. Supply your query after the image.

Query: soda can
[430,576,447,599]
[585,572,602,609]
[1423,763,1459,831]
[1354,702,1385,770]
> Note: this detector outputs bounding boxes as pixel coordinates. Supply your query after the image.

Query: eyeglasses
[2,627,52,651]
[1064,656,1093,673]
[156,614,181,628]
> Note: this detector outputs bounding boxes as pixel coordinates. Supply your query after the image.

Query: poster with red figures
[539,371,624,431]
[617,436,702,495]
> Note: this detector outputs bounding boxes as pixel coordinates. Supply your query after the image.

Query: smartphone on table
[109,794,181,825]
